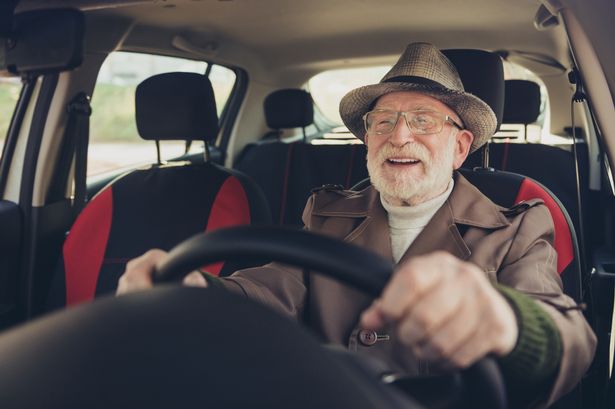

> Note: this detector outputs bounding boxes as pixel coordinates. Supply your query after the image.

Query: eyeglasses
[362,109,464,136]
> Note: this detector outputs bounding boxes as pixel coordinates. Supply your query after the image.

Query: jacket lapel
[311,186,394,262]
[344,188,394,263]
[398,200,471,264]
[398,172,510,265]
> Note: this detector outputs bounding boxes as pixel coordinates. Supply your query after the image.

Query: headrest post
[481,142,490,168]
[302,127,307,143]
[203,141,210,162]
[155,140,162,165]
[184,140,192,155]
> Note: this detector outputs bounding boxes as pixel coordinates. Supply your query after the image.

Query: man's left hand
[360,251,518,369]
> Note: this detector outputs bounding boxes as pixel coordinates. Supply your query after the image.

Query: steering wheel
[154,226,508,409]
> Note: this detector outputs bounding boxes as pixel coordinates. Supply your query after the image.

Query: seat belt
[48,92,91,216]
[71,93,92,216]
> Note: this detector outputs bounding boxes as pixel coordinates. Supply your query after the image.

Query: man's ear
[452,130,474,169]
[363,133,369,146]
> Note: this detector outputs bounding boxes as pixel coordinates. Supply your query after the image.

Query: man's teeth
[387,158,419,164]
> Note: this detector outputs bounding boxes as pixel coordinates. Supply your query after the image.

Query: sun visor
[1,9,84,76]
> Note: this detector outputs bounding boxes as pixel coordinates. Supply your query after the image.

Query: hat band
[383,75,446,90]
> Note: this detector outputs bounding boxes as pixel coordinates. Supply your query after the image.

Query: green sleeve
[495,284,562,404]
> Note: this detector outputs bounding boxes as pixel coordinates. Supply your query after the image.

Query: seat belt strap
[69,92,92,216]
[48,92,92,207]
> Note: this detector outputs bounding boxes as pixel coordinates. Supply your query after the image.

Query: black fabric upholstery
[264,89,314,129]
[97,164,230,294]
[235,143,368,226]
[442,49,505,129]
[135,72,218,142]
[503,80,541,124]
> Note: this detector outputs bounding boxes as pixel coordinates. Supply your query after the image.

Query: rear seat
[235,90,367,226]
[464,79,589,235]
[236,69,588,236]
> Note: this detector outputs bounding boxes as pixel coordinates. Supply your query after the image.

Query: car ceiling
[16,0,570,79]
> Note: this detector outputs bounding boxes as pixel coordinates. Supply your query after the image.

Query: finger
[430,322,493,370]
[373,256,446,322]
[410,295,481,364]
[360,299,387,329]
[116,249,168,295]
[396,277,467,346]
[182,271,209,288]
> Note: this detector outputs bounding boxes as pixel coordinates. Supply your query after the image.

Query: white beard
[367,134,456,205]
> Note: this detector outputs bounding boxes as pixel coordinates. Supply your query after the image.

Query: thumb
[182,271,209,288]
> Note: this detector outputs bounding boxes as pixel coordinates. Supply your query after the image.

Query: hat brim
[339,82,497,153]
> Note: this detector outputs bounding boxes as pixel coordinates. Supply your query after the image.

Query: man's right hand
[116,249,208,295]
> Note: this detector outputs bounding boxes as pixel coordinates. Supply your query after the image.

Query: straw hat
[339,42,496,152]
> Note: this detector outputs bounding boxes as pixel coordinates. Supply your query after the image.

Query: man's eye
[371,116,396,130]
[377,118,395,125]
[412,114,437,129]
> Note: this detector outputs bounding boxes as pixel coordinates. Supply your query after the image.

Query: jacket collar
[312,171,510,263]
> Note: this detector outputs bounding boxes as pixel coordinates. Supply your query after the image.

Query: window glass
[309,66,390,125]
[0,77,22,155]
[89,52,236,177]
[209,64,236,116]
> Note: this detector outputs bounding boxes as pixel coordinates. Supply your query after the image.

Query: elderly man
[118,43,596,407]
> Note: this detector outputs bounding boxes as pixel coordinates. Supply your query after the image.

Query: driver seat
[47,72,271,309]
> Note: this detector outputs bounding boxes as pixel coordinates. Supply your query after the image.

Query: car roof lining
[16,0,571,78]
[12,0,593,142]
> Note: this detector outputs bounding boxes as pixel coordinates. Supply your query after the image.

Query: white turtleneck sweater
[380,180,454,263]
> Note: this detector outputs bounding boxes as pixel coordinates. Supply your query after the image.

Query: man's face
[365,91,473,206]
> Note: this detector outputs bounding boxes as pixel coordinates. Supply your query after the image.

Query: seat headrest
[442,49,505,130]
[503,80,541,124]
[264,89,314,130]
[135,72,219,142]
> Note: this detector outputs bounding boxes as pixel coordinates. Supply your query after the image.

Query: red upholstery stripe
[514,179,573,274]
[202,176,251,276]
[63,188,113,305]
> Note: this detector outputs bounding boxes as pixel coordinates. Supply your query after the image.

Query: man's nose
[388,115,416,146]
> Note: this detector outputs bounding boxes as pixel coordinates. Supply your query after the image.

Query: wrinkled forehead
[373,91,461,121]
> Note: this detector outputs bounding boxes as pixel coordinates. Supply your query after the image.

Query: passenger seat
[47,72,271,309]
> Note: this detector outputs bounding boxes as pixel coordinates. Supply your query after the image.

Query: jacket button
[358,329,389,346]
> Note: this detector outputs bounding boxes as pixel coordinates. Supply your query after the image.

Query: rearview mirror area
[1,8,84,76]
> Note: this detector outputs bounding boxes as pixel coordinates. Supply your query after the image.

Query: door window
[0,77,22,158]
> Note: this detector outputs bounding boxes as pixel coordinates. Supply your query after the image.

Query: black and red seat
[47,72,270,309]
[463,79,589,237]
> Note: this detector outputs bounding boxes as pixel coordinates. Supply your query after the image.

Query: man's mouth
[385,158,421,165]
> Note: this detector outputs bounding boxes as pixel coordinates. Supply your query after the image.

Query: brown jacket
[220,172,596,405]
